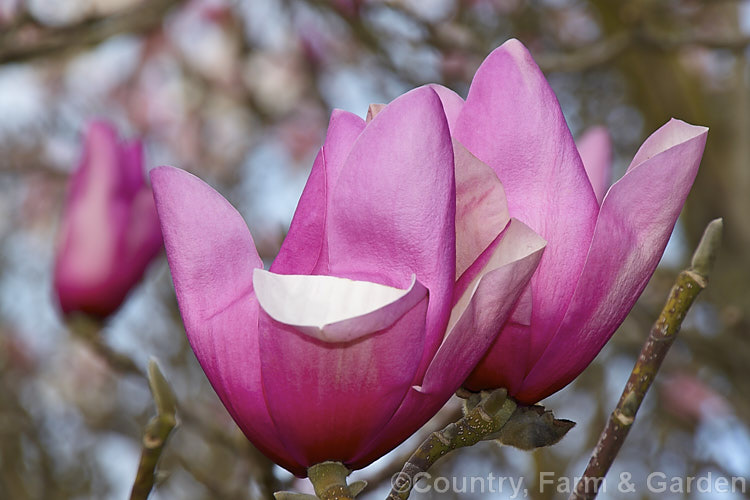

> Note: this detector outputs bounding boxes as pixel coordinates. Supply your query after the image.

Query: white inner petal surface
[253,269,416,328]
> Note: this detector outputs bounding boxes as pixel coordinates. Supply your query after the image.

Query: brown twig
[70,324,144,376]
[570,218,723,500]
[0,0,183,65]
[536,32,633,73]
[536,30,750,73]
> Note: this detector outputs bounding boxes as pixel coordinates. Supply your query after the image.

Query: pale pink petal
[577,126,612,204]
[517,119,708,403]
[258,292,428,467]
[366,103,385,122]
[319,110,367,205]
[326,86,456,379]
[424,219,545,395]
[509,285,532,326]
[253,270,427,343]
[453,139,509,280]
[628,118,708,173]
[455,39,599,365]
[150,166,298,472]
[351,219,545,468]
[271,110,365,275]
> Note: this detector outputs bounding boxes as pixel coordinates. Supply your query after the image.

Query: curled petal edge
[253,269,427,343]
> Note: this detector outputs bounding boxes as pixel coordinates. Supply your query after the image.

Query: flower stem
[387,388,517,500]
[129,359,178,500]
[570,218,723,500]
[307,462,359,500]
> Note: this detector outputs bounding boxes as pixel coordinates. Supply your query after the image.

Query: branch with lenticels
[570,218,723,500]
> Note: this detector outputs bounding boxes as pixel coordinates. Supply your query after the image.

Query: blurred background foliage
[0,0,748,498]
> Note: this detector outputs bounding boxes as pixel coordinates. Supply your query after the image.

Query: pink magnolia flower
[151,86,546,475]
[54,121,163,318]
[437,39,708,404]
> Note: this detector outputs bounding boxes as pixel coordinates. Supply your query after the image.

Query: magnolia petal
[79,121,122,195]
[455,39,599,365]
[517,119,708,403]
[151,167,299,472]
[366,103,386,122]
[270,150,326,275]
[577,126,612,204]
[271,110,365,275]
[321,110,367,205]
[253,270,427,343]
[55,123,121,298]
[464,322,531,394]
[124,187,163,272]
[197,292,304,475]
[326,85,456,379]
[151,166,262,318]
[55,122,151,317]
[454,139,510,280]
[509,285,532,326]
[428,84,464,134]
[258,291,428,467]
[119,139,145,196]
[349,387,431,469]
[351,220,545,467]
[424,219,545,395]
[627,118,708,173]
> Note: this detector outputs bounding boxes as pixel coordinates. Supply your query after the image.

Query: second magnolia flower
[151,86,546,475]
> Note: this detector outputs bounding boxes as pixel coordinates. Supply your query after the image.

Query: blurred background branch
[129,360,177,500]
[0,0,184,64]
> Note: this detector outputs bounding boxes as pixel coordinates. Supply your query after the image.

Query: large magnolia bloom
[151,87,545,475]
[54,121,162,318]
[443,39,708,404]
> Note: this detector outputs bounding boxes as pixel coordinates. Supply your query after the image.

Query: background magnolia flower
[434,39,709,404]
[54,121,163,319]
[660,373,731,425]
[576,126,613,205]
[152,86,545,476]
